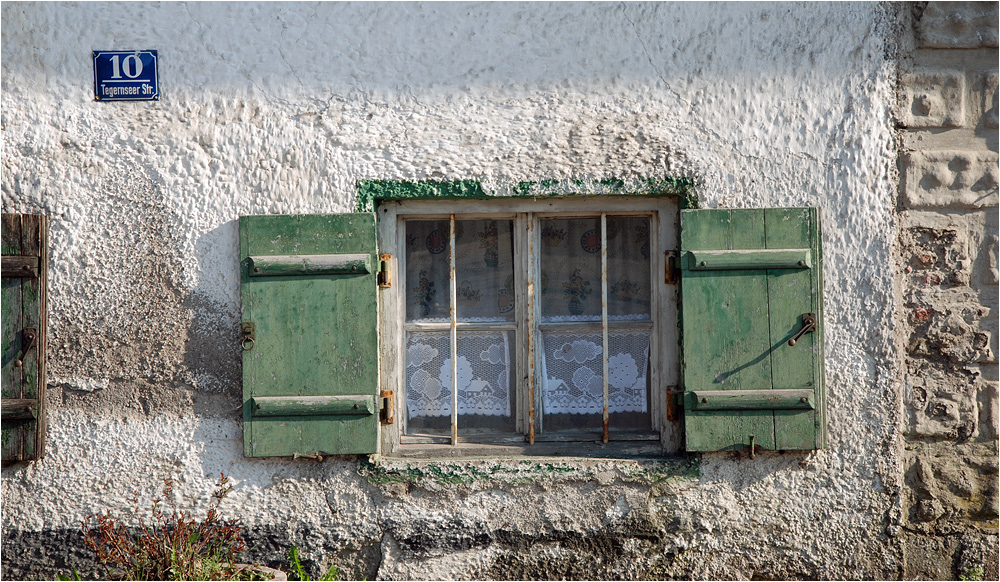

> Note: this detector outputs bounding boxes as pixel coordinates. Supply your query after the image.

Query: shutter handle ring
[241,337,255,351]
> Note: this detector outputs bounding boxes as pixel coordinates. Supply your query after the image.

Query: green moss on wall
[355,177,699,212]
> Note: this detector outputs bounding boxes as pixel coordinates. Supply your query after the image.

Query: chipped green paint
[355,177,699,212]
[355,180,488,212]
[620,457,700,484]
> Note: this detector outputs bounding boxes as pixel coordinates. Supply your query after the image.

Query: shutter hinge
[666,386,682,421]
[377,254,392,288]
[665,250,679,285]
[380,390,395,424]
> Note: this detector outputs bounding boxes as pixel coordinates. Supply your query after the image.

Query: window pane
[405,219,514,323]
[539,218,601,322]
[608,330,652,431]
[405,330,515,434]
[540,329,650,432]
[405,220,451,322]
[455,220,515,323]
[607,216,651,320]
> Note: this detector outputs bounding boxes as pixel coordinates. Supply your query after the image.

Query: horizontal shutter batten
[685,249,811,271]
[248,253,372,277]
[250,395,375,417]
[689,389,815,411]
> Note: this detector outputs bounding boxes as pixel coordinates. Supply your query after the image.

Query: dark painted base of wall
[5,525,996,580]
[0,527,381,582]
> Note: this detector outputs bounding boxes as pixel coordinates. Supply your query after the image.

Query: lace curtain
[541,330,650,415]
[405,331,512,418]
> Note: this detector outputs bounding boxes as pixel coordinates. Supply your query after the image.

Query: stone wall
[896,2,999,579]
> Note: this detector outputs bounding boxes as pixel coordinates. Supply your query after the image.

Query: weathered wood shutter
[680,208,826,452]
[2,214,48,463]
[240,214,379,457]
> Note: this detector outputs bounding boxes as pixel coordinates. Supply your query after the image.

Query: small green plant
[959,566,985,581]
[286,546,338,581]
[81,473,266,581]
[56,569,82,581]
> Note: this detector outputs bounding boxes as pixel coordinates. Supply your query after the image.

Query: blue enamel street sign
[93,50,159,101]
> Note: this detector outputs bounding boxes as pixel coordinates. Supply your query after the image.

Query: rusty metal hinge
[665,250,680,285]
[665,386,683,421]
[377,254,392,288]
[380,390,395,424]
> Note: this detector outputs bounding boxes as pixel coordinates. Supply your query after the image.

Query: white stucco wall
[2,2,906,579]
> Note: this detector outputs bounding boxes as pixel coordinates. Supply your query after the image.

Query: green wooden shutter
[2,214,48,463]
[680,208,825,452]
[240,214,379,457]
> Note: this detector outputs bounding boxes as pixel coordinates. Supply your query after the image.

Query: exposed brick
[907,297,993,364]
[899,70,965,128]
[902,227,970,288]
[901,151,1000,209]
[915,2,999,49]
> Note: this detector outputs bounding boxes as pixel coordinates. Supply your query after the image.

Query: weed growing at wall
[80,474,266,581]
[286,546,338,581]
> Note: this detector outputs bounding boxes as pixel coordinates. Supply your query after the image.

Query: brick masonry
[897,2,999,579]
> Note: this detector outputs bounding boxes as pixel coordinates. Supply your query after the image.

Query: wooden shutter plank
[765,208,820,450]
[682,209,776,451]
[20,215,43,460]
[2,214,26,461]
[241,214,379,457]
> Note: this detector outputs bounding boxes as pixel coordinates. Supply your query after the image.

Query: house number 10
[107,54,143,79]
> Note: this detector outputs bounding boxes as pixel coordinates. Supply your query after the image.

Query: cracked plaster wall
[0,1,971,579]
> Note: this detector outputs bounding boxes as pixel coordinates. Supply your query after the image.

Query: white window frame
[377,197,680,456]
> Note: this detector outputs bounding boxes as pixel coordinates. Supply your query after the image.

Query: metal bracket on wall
[377,254,392,288]
[380,390,395,424]
[664,250,680,284]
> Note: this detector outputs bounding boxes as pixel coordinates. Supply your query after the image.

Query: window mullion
[448,214,458,446]
[600,213,610,443]
[526,213,537,444]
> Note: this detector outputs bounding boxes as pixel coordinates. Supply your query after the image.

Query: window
[377,198,678,453]
[238,194,826,459]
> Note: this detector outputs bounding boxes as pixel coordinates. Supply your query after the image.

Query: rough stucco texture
[2,2,908,580]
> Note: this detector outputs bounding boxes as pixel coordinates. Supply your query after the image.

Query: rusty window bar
[526,215,537,444]
[600,213,610,443]
[448,214,459,445]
